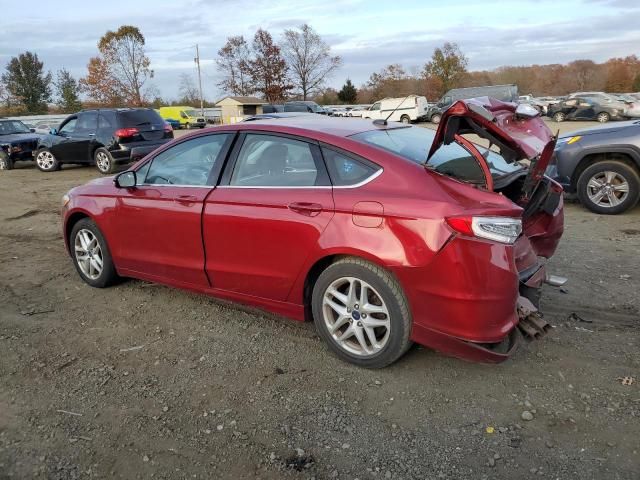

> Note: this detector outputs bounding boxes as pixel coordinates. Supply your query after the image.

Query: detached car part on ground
[61,100,565,368]
[0,119,42,170]
[549,120,640,214]
[35,108,174,174]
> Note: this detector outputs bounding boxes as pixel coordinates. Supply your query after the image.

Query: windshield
[351,126,523,181]
[184,110,199,117]
[0,120,31,135]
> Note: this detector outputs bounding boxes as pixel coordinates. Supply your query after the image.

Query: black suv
[36,108,174,174]
[0,119,42,170]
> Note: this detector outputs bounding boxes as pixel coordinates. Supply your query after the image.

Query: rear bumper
[111,140,170,163]
[396,232,556,363]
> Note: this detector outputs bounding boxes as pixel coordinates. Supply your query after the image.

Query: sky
[1,0,639,101]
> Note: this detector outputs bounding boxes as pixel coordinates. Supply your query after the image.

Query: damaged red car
[61,98,565,368]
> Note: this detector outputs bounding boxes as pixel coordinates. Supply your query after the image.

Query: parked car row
[0,108,174,173]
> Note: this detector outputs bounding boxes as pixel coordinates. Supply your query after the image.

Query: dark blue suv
[548,120,640,214]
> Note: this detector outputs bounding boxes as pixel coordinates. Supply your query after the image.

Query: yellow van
[158,106,206,129]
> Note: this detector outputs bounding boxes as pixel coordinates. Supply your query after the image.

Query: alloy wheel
[586,171,629,208]
[36,151,55,170]
[322,276,391,357]
[0,156,8,170]
[596,113,610,123]
[74,229,104,280]
[96,151,110,172]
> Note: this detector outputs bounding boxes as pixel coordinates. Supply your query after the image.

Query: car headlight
[62,193,71,207]
[557,135,581,145]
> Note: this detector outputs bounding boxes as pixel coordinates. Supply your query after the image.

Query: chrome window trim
[136,183,213,189]
[218,168,383,190]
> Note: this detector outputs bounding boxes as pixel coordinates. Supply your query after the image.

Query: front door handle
[288,202,323,217]
[176,194,198,205]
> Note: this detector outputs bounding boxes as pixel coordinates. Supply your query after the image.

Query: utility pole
[195,44,204,117]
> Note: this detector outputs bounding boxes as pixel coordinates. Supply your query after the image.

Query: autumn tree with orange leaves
[81,26,151,106]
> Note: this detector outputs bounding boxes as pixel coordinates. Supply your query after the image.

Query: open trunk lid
[427,97,557,204]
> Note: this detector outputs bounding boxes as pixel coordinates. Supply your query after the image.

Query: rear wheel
[430,114,441,124]
[400,115,411,124]
[94,148,116,174]
[35,148,61,172]
[70,218,119,288]
[576,160,640,214]
[596,112,610,123]
[0,151,13,170]
[553,112,566,122]
[312,258,412,368]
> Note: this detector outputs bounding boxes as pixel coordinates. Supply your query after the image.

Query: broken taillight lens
[446,216,522,245]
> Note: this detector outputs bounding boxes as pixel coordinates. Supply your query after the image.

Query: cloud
[0,0,637,99]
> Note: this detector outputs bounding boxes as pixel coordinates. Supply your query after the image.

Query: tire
[576,160,640,214]
[400,115,411,124]
[94,148,116,174]
[553,112,566,122]
[70,218,119,288]
[0,151,14,170]
[430,114,441,124]
[596,112,610,123]
[185,122,191,130]
[311,258,412,368]
[35,148,61,172]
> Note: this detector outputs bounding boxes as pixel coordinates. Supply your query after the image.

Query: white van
[362,95,429,123]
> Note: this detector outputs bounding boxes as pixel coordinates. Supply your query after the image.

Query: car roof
[234,115,408,138]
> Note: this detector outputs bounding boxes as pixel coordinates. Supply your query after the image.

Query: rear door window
[230,134,325,187]
[76,112,98,132]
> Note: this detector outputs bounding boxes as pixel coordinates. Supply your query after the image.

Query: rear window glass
[322,148,380,186]
[351,126,431,164]
[352,126,522,180]
[118,109,164,127]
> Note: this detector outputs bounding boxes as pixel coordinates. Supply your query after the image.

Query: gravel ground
[0,118,639,479]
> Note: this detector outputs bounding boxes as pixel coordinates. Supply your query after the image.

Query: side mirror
[115,170,136,188]
[49,128,58,135]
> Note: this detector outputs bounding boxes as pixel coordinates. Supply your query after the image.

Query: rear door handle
[288,202,323,217]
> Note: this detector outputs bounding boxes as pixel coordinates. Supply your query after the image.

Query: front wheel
[430,114,441,124]
[576,160,640,214]
[0,151,14,170]
[553,112,566,122]
[35,148,61,172]
[70,218,119,287]
[312,258,412,368]
[596,112,610,123]
[400,115,411,124]
[94,148,116,174]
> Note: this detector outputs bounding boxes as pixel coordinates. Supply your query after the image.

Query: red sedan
[61,99,565,368]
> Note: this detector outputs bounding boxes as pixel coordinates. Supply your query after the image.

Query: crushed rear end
[418,98,566,360]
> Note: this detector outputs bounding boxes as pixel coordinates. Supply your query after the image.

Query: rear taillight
[114,127,139,138]
[445,216,522,245]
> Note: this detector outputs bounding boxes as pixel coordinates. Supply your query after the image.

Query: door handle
[176,194,198,205]
[288,202,323,217]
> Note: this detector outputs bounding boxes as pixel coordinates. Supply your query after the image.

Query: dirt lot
[1,119,639,479]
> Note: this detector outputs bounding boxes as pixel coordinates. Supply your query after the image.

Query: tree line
[2,23,640,116]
